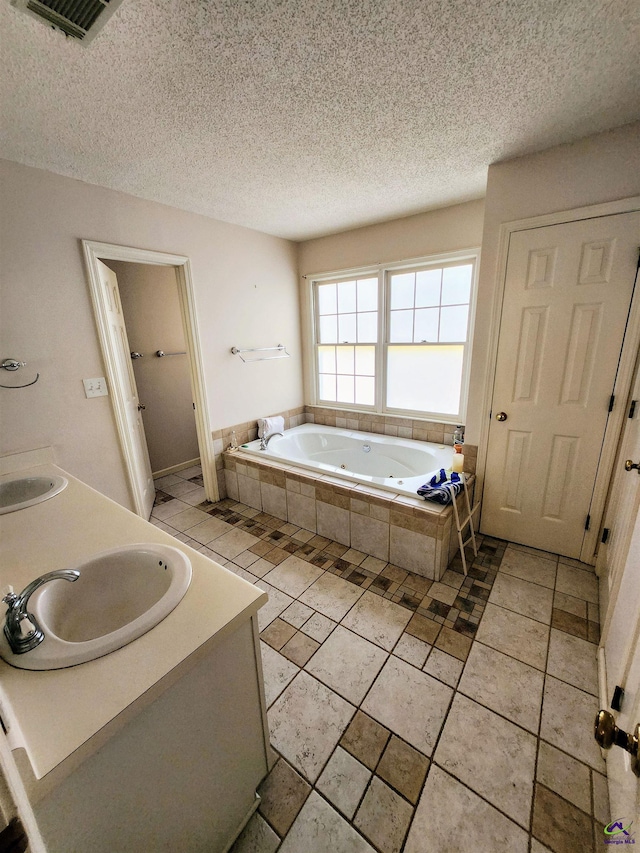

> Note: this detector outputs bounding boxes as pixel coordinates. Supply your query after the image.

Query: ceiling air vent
[10,0,125,44]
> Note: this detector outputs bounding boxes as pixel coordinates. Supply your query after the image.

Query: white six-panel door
[481,211,640,557]
[97,260,156,519]
[599,353,640,823]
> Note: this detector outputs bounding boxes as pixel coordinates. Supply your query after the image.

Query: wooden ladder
[449,474,481,575]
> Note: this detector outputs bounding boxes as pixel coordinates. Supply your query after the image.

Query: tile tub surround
[212,406,478,499]
[222,450,474,581]
[149,483,607,853]
[211,406,307,498]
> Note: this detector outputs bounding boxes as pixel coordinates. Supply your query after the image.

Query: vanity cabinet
[22,617,268,853]
[0,455,270,853]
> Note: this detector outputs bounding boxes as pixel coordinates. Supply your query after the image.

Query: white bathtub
[240,424,454,499]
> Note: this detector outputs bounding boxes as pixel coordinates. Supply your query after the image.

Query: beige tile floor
[152,467,608,853]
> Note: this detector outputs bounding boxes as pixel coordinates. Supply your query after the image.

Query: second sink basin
[0,543,192,670]
[0,475,68,514]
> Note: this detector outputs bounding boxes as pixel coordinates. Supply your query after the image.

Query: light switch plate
[83,377,108,398]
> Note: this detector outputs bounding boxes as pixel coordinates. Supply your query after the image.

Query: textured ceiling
[1,0,639,240]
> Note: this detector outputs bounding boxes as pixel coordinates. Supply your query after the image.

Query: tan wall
[0,160,302,509]
[468,121,640,445]
[106,261,200,475]
[299,198,485,274]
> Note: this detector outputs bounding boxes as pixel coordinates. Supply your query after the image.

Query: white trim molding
[82,241,219,513]
[302,247,481,424]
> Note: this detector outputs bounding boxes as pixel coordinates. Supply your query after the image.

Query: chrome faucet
[3,570,79,654]
[260,431,284,451]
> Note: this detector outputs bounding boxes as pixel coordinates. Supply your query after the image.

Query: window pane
[357,278,378,312]
[337,375,354,404]
[390,273,415,309]
[319,314,338,344]
[355,346,375,376]
[389,309,413,342]
[318,346,336,373]
[319,373,337,402]
[336,345,354,374]
[414,307,439,342]
[440,305,469,342]
[355,376,375,406]
[318,283,337,315]
[415,269,441,307]
[338,280,357,313]
[357,311,378,342]
[386,345,463,415]
[338,313,357,342]
[442,264,472,305]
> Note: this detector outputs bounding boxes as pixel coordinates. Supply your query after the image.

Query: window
[315,276,378,407]
[311,253,477,421]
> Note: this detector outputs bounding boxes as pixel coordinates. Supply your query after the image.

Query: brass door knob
[495,412,508,422]
[594,710,640,777]
[624,459,640,472]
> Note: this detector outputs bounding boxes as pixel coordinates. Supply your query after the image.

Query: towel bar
[231,345,290,363]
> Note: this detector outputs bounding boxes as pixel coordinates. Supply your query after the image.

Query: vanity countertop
[0,462,267,780]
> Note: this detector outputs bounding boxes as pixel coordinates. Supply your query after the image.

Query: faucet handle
[2,586,17,607]
[19,616,37,638]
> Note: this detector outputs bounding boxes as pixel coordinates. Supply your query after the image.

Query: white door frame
[476,196,640,563]
[82,241,219,514]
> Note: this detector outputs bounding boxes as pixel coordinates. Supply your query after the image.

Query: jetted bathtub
[240,423,454,498]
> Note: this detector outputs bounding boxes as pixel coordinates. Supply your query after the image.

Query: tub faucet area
[259,431,283,451]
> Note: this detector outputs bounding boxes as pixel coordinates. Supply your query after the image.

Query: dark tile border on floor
[193,497,507,641]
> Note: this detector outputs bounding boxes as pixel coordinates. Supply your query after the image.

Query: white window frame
[305,248,480,423]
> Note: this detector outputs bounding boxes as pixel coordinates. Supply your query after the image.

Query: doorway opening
[82,241,218,518]
[104,259,200,478]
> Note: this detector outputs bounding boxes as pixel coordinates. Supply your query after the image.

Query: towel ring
[0,358,40,388]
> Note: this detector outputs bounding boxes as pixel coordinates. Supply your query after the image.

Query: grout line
[431,759,534,834]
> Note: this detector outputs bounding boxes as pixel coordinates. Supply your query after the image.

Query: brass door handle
[594,710,640,777]
[495,412,508,422]
[624,459,640,472]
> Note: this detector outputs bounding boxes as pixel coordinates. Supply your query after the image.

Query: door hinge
[608,394,615,413]
[630,400,637,419]
[612,685,625,712]
[601,527,610,544]
[585,514,591,531]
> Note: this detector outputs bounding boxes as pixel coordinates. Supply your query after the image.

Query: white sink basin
[0,544,192,670]
[0,475,68,514]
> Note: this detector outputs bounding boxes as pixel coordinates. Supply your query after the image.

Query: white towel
[258,416,285,438]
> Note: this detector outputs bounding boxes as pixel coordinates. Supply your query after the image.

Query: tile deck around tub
[151,470,608,853]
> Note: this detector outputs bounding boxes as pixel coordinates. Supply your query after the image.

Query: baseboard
[152,457,201,479]
[221,794,261,853]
